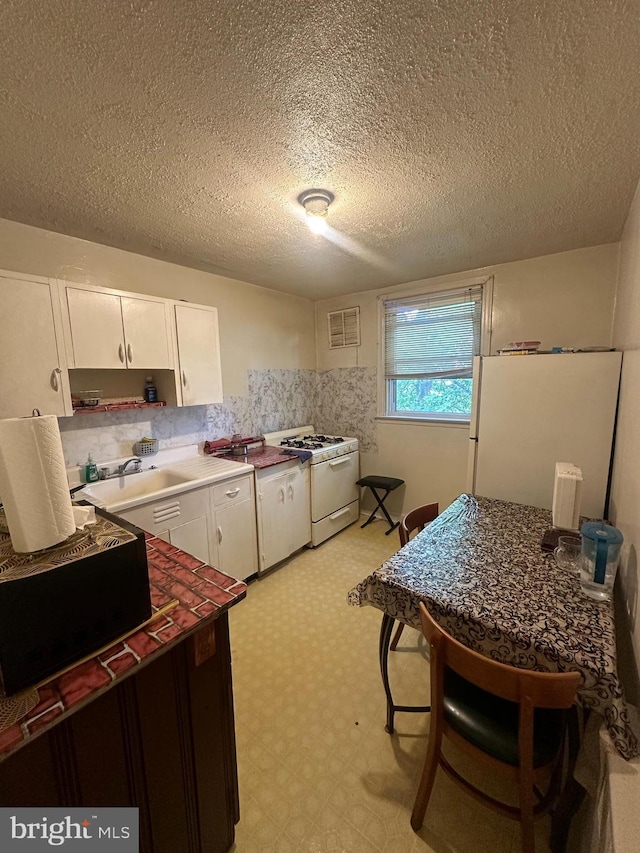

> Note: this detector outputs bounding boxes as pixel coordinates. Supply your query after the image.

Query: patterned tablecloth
[348,493,638,760]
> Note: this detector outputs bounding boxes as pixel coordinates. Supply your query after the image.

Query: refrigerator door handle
[468,355,482,441]
[466,437,479,493]
[466,356,482,492]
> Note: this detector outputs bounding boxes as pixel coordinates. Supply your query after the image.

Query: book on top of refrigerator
[498,340,541,355]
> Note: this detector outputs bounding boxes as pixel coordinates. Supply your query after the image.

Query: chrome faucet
[119,457,142,475]
[97,457,144,480]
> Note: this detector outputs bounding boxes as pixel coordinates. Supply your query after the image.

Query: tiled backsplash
[247,369,316,435]
[315,367,377,454]
[60,368,374,466]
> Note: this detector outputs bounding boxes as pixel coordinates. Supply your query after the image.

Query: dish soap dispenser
[144,376,157,403]
[84,454,99,483]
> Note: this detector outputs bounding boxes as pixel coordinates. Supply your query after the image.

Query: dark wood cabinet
[0,613,239,853]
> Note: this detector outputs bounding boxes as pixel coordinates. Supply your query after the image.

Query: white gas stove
[272,432,358,463]
[263,426,360,545]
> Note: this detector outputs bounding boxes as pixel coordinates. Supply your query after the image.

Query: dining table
[348,493,639,848]
[348,492,637,758]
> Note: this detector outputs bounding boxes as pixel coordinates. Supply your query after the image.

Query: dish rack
[134,438,159,456]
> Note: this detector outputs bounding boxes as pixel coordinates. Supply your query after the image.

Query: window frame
[377,276,493,424]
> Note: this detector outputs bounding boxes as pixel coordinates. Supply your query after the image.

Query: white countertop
[71,444,254,513]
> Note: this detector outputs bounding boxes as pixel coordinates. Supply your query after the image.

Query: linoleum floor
[229,518,551,853]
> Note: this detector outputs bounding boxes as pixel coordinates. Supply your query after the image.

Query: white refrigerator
[466,352,622,518]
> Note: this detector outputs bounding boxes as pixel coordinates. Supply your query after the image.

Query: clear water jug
[580,521,623,601]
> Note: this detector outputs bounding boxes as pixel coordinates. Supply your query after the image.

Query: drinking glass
[554,535,581,575]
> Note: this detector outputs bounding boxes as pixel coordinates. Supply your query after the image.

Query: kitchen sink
[77,468,200,511]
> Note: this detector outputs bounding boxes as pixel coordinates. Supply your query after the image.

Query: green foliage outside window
[394,378,472,415]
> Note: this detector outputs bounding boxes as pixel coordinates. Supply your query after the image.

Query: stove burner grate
[303,434,344,444]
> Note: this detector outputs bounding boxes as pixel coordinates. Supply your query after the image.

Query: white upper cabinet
[66,288,125,368]
[0,271,73,418]
[62,284,172,370]
[174,303,223,405]
[121,296,172,369]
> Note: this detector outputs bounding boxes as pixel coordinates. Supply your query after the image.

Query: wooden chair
[411,603,580,853]
[389,503,439,651]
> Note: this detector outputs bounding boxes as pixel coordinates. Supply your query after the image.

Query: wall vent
[328,307,360,349]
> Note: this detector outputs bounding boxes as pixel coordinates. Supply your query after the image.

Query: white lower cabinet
[117,486,212,563]
[167,516,210,565]
[116,473,258,581]
[209,475,258,581]
[256,461,311,574]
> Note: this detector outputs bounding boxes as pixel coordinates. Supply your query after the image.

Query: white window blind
[384,285,483,381]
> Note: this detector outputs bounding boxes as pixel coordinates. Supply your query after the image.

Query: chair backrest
[419,603,580,710]
[399,503,439,547]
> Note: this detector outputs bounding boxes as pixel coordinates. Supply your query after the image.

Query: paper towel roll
[0,415,75,553]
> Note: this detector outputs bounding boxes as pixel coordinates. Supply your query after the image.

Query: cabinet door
[287,468,311,553]
[0,275,72,418]
[169,516,210,564]
[257,474,289,571]
[215,499,258,581]
[175,304,223,406]
[66,287,126,368]
[119,488,208,543]
[121,296,172,370]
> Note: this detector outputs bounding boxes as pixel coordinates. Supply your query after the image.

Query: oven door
[310,451,359,522]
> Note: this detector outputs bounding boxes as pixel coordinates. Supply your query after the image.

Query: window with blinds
[383,284,484,421]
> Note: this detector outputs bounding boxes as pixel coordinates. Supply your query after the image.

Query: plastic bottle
[144,376,157,403]
[84,454,99,483]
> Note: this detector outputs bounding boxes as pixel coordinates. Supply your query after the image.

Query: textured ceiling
[1,1,640,299]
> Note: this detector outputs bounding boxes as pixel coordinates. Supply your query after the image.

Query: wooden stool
[357,475,405,535]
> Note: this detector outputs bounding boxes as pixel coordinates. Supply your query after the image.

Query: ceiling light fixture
[298,189,334,233]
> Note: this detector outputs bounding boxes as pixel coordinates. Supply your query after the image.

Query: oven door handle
[328,456,350,467]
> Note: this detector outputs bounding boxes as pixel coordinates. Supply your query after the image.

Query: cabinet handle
[279,487,285,503]
[118,343,125,363]
[288,484,294,501]
[182,370,187,387]
[51,367,62,392]
[127,343,133,363]
[225,488,240,498]
[217,526,223,544]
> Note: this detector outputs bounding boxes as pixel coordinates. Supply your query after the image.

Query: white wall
[610,179,640,699]
[0,218,316,397]
[0,219,622,518]
[315,244,619,515]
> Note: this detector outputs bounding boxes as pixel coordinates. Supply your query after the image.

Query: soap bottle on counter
[84,454,99,483]
[144,376,157,403]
